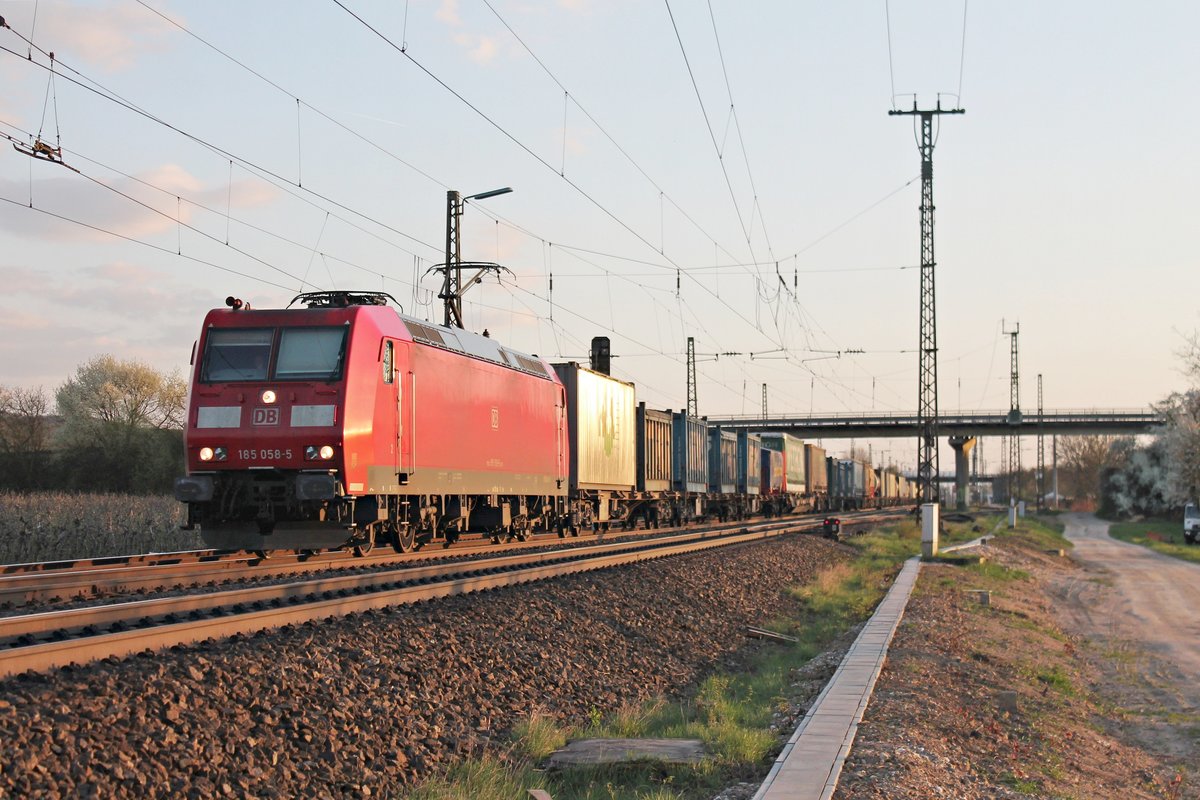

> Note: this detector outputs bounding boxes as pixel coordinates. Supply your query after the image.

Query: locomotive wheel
[352,528,376,557]
[391,525,416,554]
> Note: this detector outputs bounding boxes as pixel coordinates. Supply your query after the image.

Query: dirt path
[1050,512,1200,763]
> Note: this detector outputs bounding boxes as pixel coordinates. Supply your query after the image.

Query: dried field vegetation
[0,491,199,564]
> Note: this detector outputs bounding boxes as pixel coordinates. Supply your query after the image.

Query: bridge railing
[710,407,1161,423]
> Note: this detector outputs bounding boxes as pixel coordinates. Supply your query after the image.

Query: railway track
[0,509,902,679]
[0,508,902,608]
[0,519,790,678]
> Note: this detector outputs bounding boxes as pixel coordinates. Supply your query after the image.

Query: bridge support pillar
[948,436,976,511]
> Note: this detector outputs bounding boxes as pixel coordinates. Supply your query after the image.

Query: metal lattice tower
[999,436,1008,500]
[1037,374,1045,512]
[1004,322,1021,500]
[443,190,462,327]
[972,437,980,503]
[890,100,964,503]
[761,383,768,418]
[687,336,698,417]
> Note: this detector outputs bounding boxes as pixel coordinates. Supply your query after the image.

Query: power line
[133,0,447,193]
[957,0,969,103]
[663,0,756,260]
[330,0,822,367]
[706,0,775,263]
[0,194,297,292]
[0,37,442,259]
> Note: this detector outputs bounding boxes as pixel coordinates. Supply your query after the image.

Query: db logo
[253,407,280,426]
[490,407,500,429]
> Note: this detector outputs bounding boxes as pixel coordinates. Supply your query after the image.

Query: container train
[173,292,916,553]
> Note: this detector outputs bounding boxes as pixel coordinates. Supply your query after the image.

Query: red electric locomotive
[174,291,568,553]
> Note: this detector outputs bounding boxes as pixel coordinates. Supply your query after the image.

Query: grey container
[708,428,737,494]
[552,362,637,492]
[737,431,762,495]
[637,403,673,493]
[671,412,708,493]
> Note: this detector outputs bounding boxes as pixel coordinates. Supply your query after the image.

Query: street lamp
[440,187,513,329]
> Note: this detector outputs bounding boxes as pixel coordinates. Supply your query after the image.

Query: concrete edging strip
[753,556,922,800]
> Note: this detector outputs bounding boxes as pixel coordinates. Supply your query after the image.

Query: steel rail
[0,519,843,679]
[0,527,609,605]
[0,508,884,606]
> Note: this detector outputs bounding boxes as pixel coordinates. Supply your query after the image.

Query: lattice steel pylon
[890,100,964,503]
[1004,321,1021,501]
[687,336,698,417]
[1037,374,1045,512]
[761,383,768,418]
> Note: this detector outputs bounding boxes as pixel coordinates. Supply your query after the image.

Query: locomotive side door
[395,341,414,483]
[382,339,401,481]
[557,385,568,488]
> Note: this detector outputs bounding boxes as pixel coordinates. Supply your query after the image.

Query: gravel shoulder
[833,517,1194,799]
[0,534,849,798]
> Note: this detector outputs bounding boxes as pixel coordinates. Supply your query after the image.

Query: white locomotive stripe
[290,405,336,427]
[196,406,242,429]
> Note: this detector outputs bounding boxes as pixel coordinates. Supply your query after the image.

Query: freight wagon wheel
[391,524,416,554]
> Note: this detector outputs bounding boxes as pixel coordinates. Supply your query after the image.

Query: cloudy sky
[1,1,1197,472]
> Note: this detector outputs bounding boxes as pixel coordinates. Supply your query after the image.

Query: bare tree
[1058,435,1125,500]
[0,385,52,487]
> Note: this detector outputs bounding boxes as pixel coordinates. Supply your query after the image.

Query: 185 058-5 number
[238,449,293,460]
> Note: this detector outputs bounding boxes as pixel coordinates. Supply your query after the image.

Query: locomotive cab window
[276,327,347,381]
[201,329,273,382]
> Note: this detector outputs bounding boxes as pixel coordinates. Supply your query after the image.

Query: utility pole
[1037,374,1045,512]
[1003,321,1021,502]
[687,336,698,417]
[1000,437,1008,502]
[761,383,768,418]
[972,437,980,504]
[437,187,512,329]
[1053,435,1059,509]
[890,99,964,504]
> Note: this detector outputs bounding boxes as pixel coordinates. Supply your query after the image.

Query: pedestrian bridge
[704,408,1163,439]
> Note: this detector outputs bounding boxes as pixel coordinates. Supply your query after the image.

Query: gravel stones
[0,534,846,797]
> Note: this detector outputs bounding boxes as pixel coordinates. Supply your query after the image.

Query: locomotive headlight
[305,445,336,461]
[199,446,228,462]
[261,390,276,404]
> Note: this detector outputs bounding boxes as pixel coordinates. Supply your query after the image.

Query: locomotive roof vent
[288,290,401,309]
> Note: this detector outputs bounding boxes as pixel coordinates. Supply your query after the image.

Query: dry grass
[0,491,200,564]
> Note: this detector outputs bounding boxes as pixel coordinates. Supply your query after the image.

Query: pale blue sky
[1,1,1197,473]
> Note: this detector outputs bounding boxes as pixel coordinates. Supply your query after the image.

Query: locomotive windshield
[201,326,347,382]
[201,329,273,381]
[276,327,347,380]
